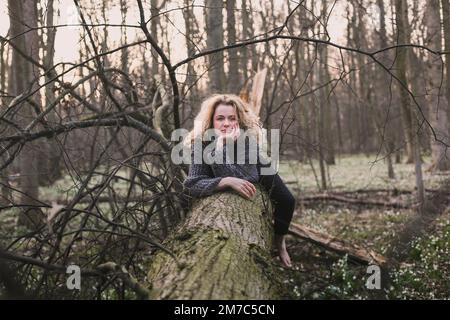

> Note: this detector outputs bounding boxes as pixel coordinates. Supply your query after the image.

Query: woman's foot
[274,234,292,268]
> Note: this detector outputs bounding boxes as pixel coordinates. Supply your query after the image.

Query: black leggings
[257,174,296,235]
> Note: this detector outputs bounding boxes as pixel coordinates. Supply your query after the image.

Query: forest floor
[277,154,450,299]
[1,153,449,299]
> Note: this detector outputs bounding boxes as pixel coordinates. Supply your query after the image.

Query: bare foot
[274,234,292,268]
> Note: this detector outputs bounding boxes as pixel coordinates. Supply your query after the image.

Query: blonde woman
[183,94,295,268]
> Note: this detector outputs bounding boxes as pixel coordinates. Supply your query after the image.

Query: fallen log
[288,222,387,266]
[296,193,411,209]
[146,186,285,299]
[145,187,387,299]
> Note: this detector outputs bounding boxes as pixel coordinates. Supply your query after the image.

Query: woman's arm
[216,177,256,199]
[184,143,257,199]
[185,173,256,200]
[215,177,230,191]
[183,145,223,197]
[183,161,222,198]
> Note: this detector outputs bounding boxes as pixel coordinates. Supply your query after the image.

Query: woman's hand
[229,122,241,141]
[218,177,256,199]
[216,123,240,149]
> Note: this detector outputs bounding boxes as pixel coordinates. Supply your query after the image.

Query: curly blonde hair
[183,93,263,147]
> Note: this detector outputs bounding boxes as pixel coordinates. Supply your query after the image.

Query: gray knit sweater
[183,139,271,198]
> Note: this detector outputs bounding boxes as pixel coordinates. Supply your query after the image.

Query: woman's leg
[258,173,296,267]
[258,173,296,235]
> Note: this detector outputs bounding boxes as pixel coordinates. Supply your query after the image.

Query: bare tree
[226,0,240,94]
[182,0,200,123]
[442,0,450,135]
[394,0,415,163]
[205,0,225,92]
[374,0,396,178]
[150,0,161,77]
[239,0,249,81]
[424,0,450,171]
[8,0,43,228]
[320,0,335,165]
[41,0,63,185]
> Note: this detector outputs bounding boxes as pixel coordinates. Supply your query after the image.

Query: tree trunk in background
[0,34,11,205]
[8,0,43,228]
[394,0,415,163]
[347,3,360,153]
[394,0,425,208]
[389,0,402,164]
[182,0,199,122]
[320,52,335,165]
[150,0,160,77]
[101,0,110,68]
[414,132,425,213]
[96,0,109,114]
[292,4,309,160]
[316,18,328,190]
[441,0,450,137]
[259,11,273,130]
[42,0,63,185]
[408,0,430,155]
[352,1,370,155]
[424,0,450,171]
[146,187,283,299]
[240,0,249,81]
[376,0,395,178]
[120,0,129,75]
[320,1,335,165]
[226,0,239,94]
[247,0,259,72]
[304,41,315,163]
[205,0,225,92]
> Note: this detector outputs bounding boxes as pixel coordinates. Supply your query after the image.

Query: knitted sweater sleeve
[183,149,222,198]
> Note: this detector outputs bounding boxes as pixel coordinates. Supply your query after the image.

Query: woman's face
[212,103,239,135]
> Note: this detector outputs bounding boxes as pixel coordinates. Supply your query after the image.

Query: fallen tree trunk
[146,186,285,299]
[288,222,386,266]
[296,193,411,209]
[145,190,387,299]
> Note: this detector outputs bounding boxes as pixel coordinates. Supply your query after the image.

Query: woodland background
[0,0,449,299]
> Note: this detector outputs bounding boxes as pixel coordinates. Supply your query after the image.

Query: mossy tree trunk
[146,186,284,299]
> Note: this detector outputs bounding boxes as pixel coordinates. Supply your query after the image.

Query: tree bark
[442,0,450,137]
[320,1,335,165]
[394,0,415,163]
[0,31,10,205]
[226,0,240,94]
[8,0,43,228]
[205,0,225,93]
[42,0,63,185]
[425,0,450,171]
[182,0,200,122]
[376,0,396,178]
[150,0,161,76]
[351,0,369,155]
[345,3,355,153]
[146,187,284,299]
[240,0,249,81]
